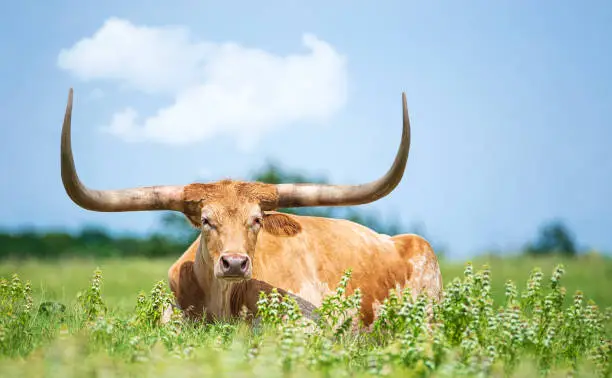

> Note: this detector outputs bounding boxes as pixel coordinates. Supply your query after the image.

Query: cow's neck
[193,247,251,320]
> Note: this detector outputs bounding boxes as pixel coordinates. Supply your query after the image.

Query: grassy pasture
[0,253,610,377]
[2,254,610,311]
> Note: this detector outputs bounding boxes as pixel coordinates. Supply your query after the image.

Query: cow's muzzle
[216,253,251,280]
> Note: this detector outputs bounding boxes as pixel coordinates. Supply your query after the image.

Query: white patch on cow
[285,239,330,307]
[296,281,332,307]
[402,237,443,301]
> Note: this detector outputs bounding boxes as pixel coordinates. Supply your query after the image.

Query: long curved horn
[61,88,185,212]
[274,92,411,208]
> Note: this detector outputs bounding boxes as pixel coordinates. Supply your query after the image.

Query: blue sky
[1,1,610,259]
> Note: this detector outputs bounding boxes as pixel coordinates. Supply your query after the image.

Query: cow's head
[59,88,412,282]
[180,180,292,281]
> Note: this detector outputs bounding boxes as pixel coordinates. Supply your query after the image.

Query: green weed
[0,264,610,377]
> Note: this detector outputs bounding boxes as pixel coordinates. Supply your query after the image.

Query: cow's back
[253,213,430,325]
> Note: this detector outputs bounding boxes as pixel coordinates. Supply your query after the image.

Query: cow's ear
[183,213,202,229]
[262,212,302,237]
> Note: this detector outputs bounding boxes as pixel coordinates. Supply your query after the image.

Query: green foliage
[0,274,34,357]
[524,219,578,257]
[0,265,610,377]
[76,268,107,322]
[0,225,190,260]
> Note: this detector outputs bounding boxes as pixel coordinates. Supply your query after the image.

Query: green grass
[2,254,610,311]
[0,254,611,377]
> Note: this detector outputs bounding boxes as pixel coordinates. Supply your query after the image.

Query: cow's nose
[219,254,250,276]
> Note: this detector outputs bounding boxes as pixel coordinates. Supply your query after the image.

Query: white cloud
[87,88,105,101]
[57,17,348,147]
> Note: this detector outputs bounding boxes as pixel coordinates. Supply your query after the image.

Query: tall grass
[0,261,610,377]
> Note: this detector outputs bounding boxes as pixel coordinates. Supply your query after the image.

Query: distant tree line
[523,219,578,257]
[0,162,581,260]
[0,226,186,260]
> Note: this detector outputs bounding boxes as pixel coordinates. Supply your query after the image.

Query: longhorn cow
[60,88,443,326]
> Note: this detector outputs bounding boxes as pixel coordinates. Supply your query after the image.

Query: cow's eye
[202,217,213,228]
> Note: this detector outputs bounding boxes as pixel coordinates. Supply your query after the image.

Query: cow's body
[168,208,442,326]
[58,88,443,329]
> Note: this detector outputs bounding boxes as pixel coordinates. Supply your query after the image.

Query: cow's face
[183,181,301,282]
[199,200,263,281]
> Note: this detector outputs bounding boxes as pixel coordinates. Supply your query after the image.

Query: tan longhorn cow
[60,88,443,327]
